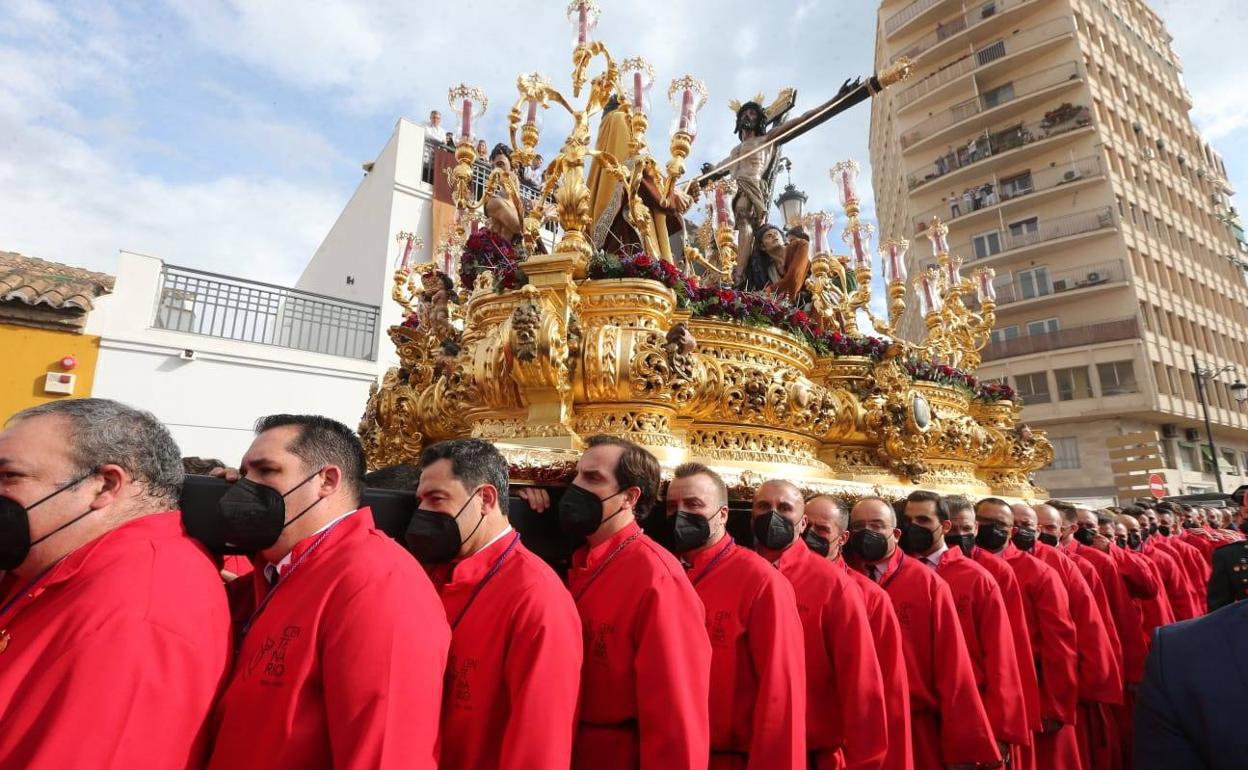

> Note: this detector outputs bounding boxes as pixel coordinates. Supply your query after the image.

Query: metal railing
[422,139,558,233]
[905,106,1092,190]
[899,61,1082,150]
[911,154,1103,231]
[885,0,948,37]
[983,317,1139,361]
[891,0,1035,63]
[954,206,1117,260]
[895,17,1075,109]
[154,264,380,360]
[994,258,1125,305]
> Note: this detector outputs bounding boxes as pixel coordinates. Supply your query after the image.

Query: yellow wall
[0,325,101,422]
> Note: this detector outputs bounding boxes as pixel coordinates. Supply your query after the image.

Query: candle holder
[830,160,861,217]
[618,58,655,157]
[392,231,427,316]
[910,216,997,370]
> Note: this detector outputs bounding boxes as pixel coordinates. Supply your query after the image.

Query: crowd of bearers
[4,396,1245,770]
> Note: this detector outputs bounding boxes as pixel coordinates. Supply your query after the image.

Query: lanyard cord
[691,541,735,586]
[237,519,347,644]
[573,532,642,602]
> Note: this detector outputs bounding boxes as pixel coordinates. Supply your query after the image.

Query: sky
[1,0,1244,289]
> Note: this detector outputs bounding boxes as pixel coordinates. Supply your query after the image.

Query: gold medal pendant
[0,630,9,654]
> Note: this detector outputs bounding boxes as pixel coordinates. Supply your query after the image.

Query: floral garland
[458,229,528,292]
[902,357,1020,403]
[586,250,693,300]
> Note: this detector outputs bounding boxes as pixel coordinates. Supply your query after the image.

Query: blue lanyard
[450,532,521,630]
[237,519,347,644]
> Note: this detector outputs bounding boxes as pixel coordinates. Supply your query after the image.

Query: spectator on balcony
[475,139,488,159]
[950,192,962,218]
[982,184,998,207]
[444,131,456,148]
[962,189,974,216]
[425,110,443,134]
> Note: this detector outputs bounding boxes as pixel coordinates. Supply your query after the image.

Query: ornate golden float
[360,2,1051,500]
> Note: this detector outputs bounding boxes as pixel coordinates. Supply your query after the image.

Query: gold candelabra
[391,231,427,316]
[913,217,997,370]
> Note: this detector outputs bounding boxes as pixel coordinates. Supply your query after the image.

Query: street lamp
[1192,354,1245,494]
[773,158,807,229]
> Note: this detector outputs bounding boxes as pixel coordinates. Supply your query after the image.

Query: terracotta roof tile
[0,250,114,313]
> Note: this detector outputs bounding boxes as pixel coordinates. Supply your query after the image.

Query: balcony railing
[911,154,1103,232]
[906,105,1092,190]
[891,0,1035,63]
[899,61,1083,151]
[884,0,948,38]
[895,17,1076,110]
[953,205,1117,261]
[154,264,380,360]
[982,317,1139,361]
[421,139,557,233]
[994,259,1126,305]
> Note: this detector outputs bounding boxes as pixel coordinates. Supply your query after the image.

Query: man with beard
[739,223,811,302]
[1121,508,1196,621]
[847,497,999,770]
[899,492,1030,768]
[484,143,526,243]
[805,495,911,770]
[1024,503,1124,770]
[752,482,887,770]
[665,464,806,769]
[972,499,1080,770]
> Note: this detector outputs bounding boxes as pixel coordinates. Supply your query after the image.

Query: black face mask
[1115,536,1127,548]
[849,528,889,563]
[217,469,325,553]
[405,486,483,565]
[803,528,831,558]
[1148,524,1159,535]
[671,510,713,553]
[1038,532,1060,547]
[1073,527,1097,546]
[976,523,1011,552]
[558,483,626,537]
[0,470,97,571]
[1127,533,1142,550]
[1181,520,1198,529]
[898,520,937,556]
[947,532,975,556]
[752,510,795,550]
[1158,525,1171,537]
[1013,527,1038,552]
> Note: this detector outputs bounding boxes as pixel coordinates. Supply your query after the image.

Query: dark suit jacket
[1208,540,1248,611]
[1135,599,1248,769]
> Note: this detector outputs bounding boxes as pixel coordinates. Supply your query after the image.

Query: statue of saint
[739,223,810,303]
[483,144,526,243]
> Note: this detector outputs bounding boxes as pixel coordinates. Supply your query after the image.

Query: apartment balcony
[993,258,1127,306]
[910,154,1104,234]
[890,0,1042,64]
[899,61,1084,154]
[982,317,1140,361]
[154,264,380,360]
[884,0,953,40]
[896,17,1076,115]
[906,106,1093,192]
[952,205,1118,264]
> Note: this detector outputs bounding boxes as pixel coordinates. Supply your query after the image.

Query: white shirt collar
[475,525,514,554]
[925,541,949,568]
[265,508,359,582]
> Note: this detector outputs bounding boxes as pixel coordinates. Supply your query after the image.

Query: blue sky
[1,0,1244,289]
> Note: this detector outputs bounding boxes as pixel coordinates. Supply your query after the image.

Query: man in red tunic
[563,435,711,770]
[1121,509,1196,621]
[751,481,888,770]
[665,463,806,770]
[414,439,582,770]
[806,495,913,770]
[1028,503,1124,770]
[847,497,1000,770]
[0,399,231,770]
[972,498,1081,770]
[1154,506,1209,613]
[900,491,1030,768]
[208,415,450,770]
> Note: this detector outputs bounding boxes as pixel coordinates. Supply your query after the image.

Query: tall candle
[814,216,827,254]
[921,274,941,315]
[678,88,693,133]
[851,228,868,267]
[633,72,643,109]
[400,237,414,271]
[977,270,996,301]
[931,228,948,255]
[946,257,962,286]
[889,245,906,283]
[577,3,588,44]
[461,98,473,142]
[444,246,452,276]
[841,170,855,204]
[526,98,537,125]
[714,186,728,227]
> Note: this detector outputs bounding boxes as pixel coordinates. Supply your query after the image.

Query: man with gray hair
[0,398,231,769]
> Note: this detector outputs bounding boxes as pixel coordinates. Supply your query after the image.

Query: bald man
[805,496,911,770]
[973,498,1080,770]
[1023,503,1124,770]
[847,497,999,770]
[1154,506,1210,610]
[751,481,887,770]
[1123,508,1196,621]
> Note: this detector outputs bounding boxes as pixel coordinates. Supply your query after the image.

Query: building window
[1000,171,1034,200]
[990,325,1020,344]
[1098,360,1138,395]
[973,231,1003,259]
[1049,437,1080,470]
[982,82,1015,108]
[1026,318,1060,336]
[1221,449,1239,476]
[1014,372,1052,403]
[1179,443,1200,472]
[1008,217,1040,238]
[1055,366,1094,400]
[1017,266,1052,299]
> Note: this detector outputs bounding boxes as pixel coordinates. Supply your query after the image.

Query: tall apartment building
[869,0,1248,503]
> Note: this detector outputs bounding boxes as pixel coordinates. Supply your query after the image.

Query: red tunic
[1064,541,1148,685]
[969,546,1043,731]
[838,559,913,770]
[0,512,231,770]
[932,547,1030,750]
[1180,529,1217,563]
[1000,545,1081,770]
[855,547,999,770]
[208,508,449,770]
[568,521,711,770]
[779,542,887,770]
[1110,545,1171,647]
[686,537,806,770]
[432,531,583,770]
[1140,542,1195,621]
[1152,537,1206,617]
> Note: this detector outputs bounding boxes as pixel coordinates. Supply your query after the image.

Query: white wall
[87,252,379,462]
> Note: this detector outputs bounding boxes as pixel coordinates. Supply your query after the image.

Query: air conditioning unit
[1144,148,1156,160]
[1161,423,1178,438]
[1087,271,1102,283]
[1184,427,1201,442]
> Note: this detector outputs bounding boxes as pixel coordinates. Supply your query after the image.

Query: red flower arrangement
[458,229,528,292]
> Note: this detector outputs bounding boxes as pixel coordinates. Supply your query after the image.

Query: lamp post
[1191,353,1248,493]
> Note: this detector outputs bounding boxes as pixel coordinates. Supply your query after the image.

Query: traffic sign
[1149,474,1166,499]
